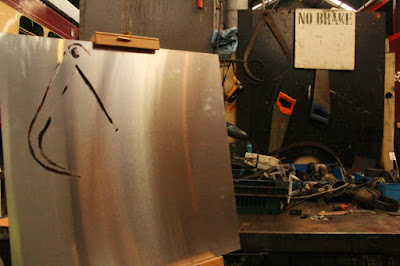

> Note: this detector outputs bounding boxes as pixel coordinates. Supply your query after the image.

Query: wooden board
[90,31,160,50]
[382,52,396,170]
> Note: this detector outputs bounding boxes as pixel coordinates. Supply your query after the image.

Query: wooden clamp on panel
[90,31,160,52]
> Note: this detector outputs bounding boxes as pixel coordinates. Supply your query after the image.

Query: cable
[282,199,308,212]
[291,183,349,199]
[244,59,267,85]
[238,171,265,180]
[221,61,232,86]
[233,156,281,167]
[266,141,347,175]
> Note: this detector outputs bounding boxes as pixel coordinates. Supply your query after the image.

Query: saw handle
[276,92,296,115]
[310,103,329,125]
[224,76,243,103]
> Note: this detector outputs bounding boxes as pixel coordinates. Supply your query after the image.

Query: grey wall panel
[0,34,239,265]
[80,0,215,53]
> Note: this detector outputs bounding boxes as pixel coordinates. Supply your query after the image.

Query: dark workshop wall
[236,10,385,168]
[80,0,214,53]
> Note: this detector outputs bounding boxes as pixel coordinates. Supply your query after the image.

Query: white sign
[295,9,355,70]
[389,152,397,161]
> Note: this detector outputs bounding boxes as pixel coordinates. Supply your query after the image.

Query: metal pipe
[225,0,248,28]
[216,0,223,53]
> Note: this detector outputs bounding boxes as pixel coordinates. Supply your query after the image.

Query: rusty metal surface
[0,34,239,265]
[238,201,400,253]
[239,232,400,253]
[225,251,400,265]
[239,201,400,233]
[80,0,214,53]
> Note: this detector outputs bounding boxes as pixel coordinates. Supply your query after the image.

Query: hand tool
[333,203,348,211]
[318,210,349,216]
[243,12,290,83]
[224,76,244,103]
[226,122,258,153]
[349,210,376,214]
[353,187,381,210]
[374,196,399,212]
[268,92,296,153]
[310,69,330,124]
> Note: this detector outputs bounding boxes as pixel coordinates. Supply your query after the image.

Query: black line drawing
[28,43,118,178]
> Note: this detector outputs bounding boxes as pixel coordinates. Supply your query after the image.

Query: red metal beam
[358,0,389,11]
[391,0,400,121]
[389,31,400,42]
[370,0,390,11]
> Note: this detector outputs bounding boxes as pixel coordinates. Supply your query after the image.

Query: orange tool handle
[224,76,241,100]
[276,92,296,115]
[197,0,203,8]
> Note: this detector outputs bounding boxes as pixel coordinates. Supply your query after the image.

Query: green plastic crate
[233,179,289,214]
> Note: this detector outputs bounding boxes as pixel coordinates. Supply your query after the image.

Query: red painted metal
[389,31,400,42]
[358,0,389,11]
[370,0,390,11]
[197,0,203,8]
[390,38,400,120]
[1,0,79,39]
[392,0,400,121]
[395,0,399,33]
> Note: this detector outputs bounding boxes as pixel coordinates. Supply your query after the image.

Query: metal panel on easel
[0,34,240,266]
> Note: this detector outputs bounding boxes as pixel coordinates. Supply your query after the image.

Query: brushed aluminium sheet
[0,34,239,265]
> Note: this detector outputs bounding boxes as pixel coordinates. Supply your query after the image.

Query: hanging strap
[243,12,291,82]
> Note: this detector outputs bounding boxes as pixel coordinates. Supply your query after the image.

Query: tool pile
[228,123,400,216]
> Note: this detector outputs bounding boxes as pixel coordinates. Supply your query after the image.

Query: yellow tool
[224,76,243,103]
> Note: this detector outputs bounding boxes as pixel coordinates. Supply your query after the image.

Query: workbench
[226,201,400,265]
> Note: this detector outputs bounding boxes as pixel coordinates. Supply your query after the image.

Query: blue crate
[291,164,345,190]
[233,179,289,214]
[355,173,399,203]
[378,183,400,204]
[353,172,372,183]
